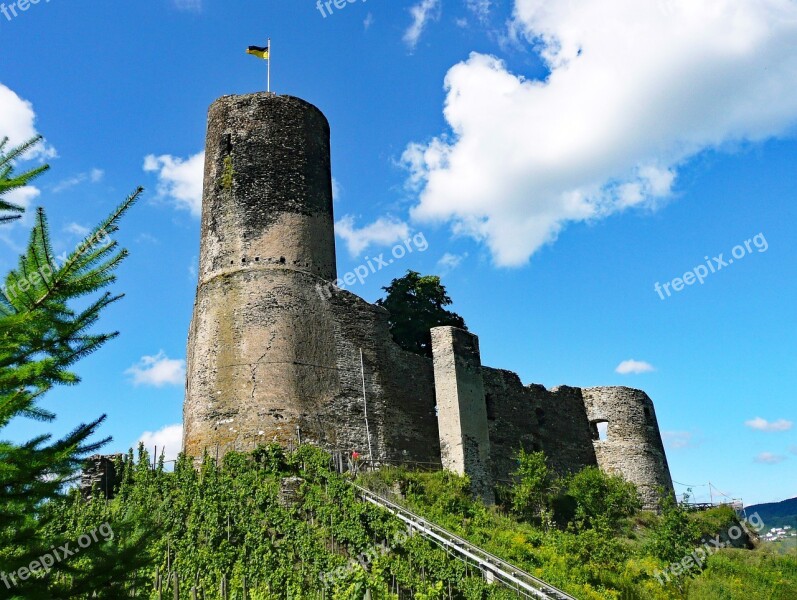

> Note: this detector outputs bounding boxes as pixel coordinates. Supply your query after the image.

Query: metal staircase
[351,483,578,600]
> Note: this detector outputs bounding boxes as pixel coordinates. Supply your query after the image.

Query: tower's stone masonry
[183,93,674,509]
[184,93,339,457]
[184,93,440,465]
[431,327,494,503]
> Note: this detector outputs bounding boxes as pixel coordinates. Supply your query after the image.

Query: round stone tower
[582,387,674,510]
[183,93,341,458]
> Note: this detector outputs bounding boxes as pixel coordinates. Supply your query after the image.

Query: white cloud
[364,12,375,30]
[0,84,53,157]
[754,452,787,465]
[136,424,183,463]
[437,252,468,273]
[466,0,492,22]
[125,351,186,387]
[143,152,204,216]
[3,185,40,214]
[405,0,797,266]
[0,189,37,249]
[662,431,696,450]
[332,177,342,202]
[1,186,41,234]
[0,84,54,234]
[64,222,90,237]
[615,359,655,375]
[404,0,441,50]
[136,233,159,245]
[52,168,104,193]
[335,215,410,256]
[745,417,793,432]
[52,177,83,194]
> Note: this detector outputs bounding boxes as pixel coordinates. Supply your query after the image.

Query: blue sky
[1,0,795,506]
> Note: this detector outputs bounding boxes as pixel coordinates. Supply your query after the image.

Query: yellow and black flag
[247,45,270,60]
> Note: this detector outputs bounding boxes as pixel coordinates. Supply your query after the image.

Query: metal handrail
[351,482,578,600]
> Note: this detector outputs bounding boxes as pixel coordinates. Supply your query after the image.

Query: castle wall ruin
[183,92,674,509]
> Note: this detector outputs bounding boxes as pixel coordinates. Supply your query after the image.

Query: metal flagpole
[360,348,374,460]
[267,37,271,93]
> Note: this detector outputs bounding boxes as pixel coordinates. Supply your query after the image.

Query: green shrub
[646,494,702,566]
[562,467,642,533]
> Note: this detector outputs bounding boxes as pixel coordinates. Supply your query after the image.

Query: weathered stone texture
[81,454,122,500]
[481,370,598,482]
[582,386,674,510]
[184,93,440,466]
[198,93,337,282]
[304,284,440,465]
[279,477,305,508]
[431,327,494,503]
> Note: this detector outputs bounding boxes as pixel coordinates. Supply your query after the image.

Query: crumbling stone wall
[481,369,598,482]
[81,454,122,500]
[582,386,674,510]
[300,284,440,465]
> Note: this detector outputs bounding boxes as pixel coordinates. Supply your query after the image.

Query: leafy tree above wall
[376,270,467,357]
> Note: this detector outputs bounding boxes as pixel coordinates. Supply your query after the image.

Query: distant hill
[747,497,797,532]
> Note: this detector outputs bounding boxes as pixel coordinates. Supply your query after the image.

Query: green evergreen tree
[0,136,49,223]
[0,137,150,598]
[376,270,467,357]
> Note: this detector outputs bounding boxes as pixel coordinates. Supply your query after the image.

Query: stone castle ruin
[182,92,674,509]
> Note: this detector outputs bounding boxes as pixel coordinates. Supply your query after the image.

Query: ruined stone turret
[582,387,674,510]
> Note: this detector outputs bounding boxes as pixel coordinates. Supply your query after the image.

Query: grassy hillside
[48,445,797,599]
[747,497,797,520]
[746,497,797,533]
[359,465,797,600]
